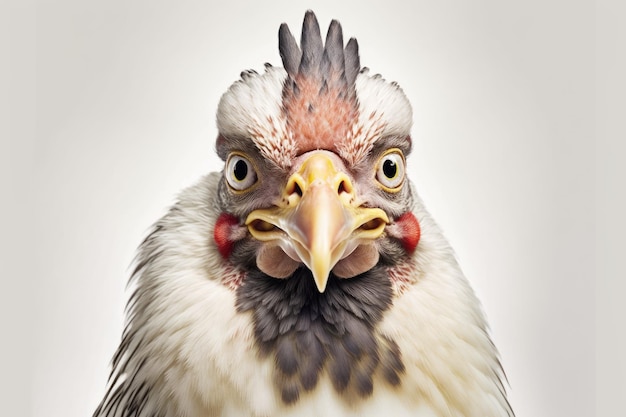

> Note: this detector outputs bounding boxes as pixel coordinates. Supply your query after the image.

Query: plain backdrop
[2,1,624,416]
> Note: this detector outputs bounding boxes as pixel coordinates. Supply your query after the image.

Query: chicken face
[214,11,420,293]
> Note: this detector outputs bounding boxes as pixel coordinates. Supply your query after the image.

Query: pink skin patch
[387,258,418,294]
[283,75,358,155]
[385,213,420,293]
[391,212,421,253]
[214,213,240,259]
[214,213,249,289]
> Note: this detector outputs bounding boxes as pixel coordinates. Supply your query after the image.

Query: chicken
[94,10,513,417]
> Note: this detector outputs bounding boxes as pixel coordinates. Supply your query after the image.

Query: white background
[2,1,623,416]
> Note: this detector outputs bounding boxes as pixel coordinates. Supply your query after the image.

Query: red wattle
[396,212,420,253]
[214,213,239,259]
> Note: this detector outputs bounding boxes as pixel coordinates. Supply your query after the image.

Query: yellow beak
[246,152,388,292]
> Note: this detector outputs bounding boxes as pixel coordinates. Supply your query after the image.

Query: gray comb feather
[278,10,361,93]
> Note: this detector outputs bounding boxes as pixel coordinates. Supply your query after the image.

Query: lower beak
[246,153,388,292]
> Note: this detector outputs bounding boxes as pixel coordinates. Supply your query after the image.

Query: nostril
[293,182,303,197]
[337,180,346,195]
[285,176,304,199]
[337,179,353,195]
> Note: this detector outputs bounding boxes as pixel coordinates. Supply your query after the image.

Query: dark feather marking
[111,325,140,369]
[325,20,345,72]
[126,381,148,414]
[104,332,143,400]
[278,24,301,75]
[281,379,301,404]
[319,79,328,95]
[105,386,125,417]
[298,11,324,77]
[328,341,351,392]
[296,330,325,390]
[129,225,164,280]
[240,69,258,79]
[236,266,403,404]
[291,79,300,96]
[320,51,331,86]
[110,357,147,416]
[279,11,361,95]
[100,363,130,416]
[128,385,150,415]
[275,335,298,376]
[355,373,374,397]
[380,336,405,386]
[95,354,166,417]
[344,38,360,87]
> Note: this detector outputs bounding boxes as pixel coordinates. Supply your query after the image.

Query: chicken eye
[225,154,257,191]
[375,150,405,191]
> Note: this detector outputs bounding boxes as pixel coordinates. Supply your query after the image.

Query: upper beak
[245,152,388,292]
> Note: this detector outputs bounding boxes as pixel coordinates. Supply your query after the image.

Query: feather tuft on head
[278,10,361,155]
[216,10,413,169]
[279,11,360,91]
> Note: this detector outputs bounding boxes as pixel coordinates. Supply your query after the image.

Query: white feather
[216,66,296,169]
[354,69,413,139]
[96,172,511,417]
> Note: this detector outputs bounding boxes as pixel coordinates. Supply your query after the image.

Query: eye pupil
[383,159,397,178]
[233,159,248,181]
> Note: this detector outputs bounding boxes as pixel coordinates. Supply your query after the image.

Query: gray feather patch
[344,38,360,87]
[324,19,348,91]
[298,10,324,76]
[278,23,301,76]
[278,10,360,92]
[235,266,404,404]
